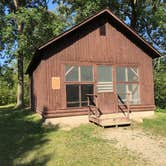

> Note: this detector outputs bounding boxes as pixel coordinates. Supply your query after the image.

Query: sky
[48,1,57,11]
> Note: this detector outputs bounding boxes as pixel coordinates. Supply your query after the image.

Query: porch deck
[87,93,131,127]
[89,114,131,127]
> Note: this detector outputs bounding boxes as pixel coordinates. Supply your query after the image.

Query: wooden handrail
[118,93,131,118]
[86,94,102,117]
[86,94,98,107]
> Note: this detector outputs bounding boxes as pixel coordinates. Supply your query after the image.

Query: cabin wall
[32,60,48,114]
[32,21,155,116]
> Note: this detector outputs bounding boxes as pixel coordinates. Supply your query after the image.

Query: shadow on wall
[0,105,59,166]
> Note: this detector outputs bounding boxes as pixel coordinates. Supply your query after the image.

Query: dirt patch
[102,127,166,166]
[44,116,89,130]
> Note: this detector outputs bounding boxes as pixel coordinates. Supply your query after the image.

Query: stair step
[89,116,131,127]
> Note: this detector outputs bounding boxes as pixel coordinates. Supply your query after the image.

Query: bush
[154,60,166,109]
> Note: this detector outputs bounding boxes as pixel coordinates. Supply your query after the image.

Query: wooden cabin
[26,9,161,126]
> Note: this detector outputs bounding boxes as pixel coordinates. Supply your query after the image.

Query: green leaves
[1,4,67,62]
[58,0,165,55]
[0,1,67,105]
[154,59,166,108]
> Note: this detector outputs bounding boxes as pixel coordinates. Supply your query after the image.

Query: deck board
[89,114,131,127]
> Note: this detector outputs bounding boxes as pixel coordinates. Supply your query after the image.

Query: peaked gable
[26,9,161,74]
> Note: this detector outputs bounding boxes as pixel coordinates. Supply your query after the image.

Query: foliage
[1,5,67,66]
[0,105,148,166]
[0,62,17,105]
[154,59,166,109]
[0,1,165,106]
[0,1,68,106]
[57,0,166,54]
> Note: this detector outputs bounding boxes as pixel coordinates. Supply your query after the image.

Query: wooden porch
[87,93,131,127]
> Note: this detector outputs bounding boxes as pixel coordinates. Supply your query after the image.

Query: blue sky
[48,1,57,11]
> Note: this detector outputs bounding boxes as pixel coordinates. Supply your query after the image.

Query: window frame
[96,65,114,93]
[116,66,141,105]
[64,64,95,108]
[65,65,93,82]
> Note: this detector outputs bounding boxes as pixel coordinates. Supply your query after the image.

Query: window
[65,65,94,108]
[66,85,79,107]
[65,65,78,81]
[116,67,138,82]
[65,65,93,82]
[97,65,113,93]
[116,67,140,104]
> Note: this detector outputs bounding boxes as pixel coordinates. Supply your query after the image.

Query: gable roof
[26,8,161,74]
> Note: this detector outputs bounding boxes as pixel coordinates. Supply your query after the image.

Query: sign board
[52,77,60,90]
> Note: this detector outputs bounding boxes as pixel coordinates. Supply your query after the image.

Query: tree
[0,61,17,105]
[0,0,66,108]
[154,58,166,109]
[56,0,166,109]
[57,0,166,54]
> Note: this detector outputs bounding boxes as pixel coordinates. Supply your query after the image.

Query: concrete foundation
[44,111,155,129]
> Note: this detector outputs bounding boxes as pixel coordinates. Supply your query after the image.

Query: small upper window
[65,65,93,82]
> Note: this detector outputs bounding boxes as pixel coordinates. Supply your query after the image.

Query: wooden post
[127,93,130,118]
[87,95,90,118]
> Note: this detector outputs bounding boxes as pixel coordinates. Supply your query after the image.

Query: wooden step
[89,115,131,127]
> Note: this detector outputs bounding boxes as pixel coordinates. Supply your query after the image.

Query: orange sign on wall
[52,77,60,90]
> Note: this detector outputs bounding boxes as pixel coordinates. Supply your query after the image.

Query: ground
[0,105,165,166]
[102,126,166,166]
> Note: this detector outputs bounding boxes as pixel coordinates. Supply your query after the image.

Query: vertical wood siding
[32,20,154,115]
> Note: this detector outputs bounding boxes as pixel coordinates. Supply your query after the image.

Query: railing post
[87,96,90,107]
[87,95,90,118]
[127,93,130,118]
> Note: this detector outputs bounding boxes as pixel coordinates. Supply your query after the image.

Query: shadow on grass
[0,106,58,166]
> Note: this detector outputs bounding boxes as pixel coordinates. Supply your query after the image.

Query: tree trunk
[16,52,24,108]
[13,0,24,108]
[130,0,137,29]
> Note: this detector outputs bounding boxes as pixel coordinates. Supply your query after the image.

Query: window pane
[116,67,138,82]
[67,103,80,107]
[117,84,140,104]
[65,65,78,81]
[81,84,93,106]
[97,66,112,82]
[116,67,126,82]
[66,85,79,107]
[80,66,93,81]
[128,67,138,82]
[128,84,140,104]
[117,84,126,103]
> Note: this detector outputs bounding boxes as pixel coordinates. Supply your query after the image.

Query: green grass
[142,111,166,136]
[0,105,150,166]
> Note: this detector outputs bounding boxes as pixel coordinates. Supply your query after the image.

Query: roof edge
[37,8,161,58]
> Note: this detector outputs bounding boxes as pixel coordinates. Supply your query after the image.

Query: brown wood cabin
[26,9,161,125]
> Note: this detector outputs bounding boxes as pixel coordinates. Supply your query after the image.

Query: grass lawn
[0,105,150,166]
[142,110,166,136]
[0,105,165,166]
